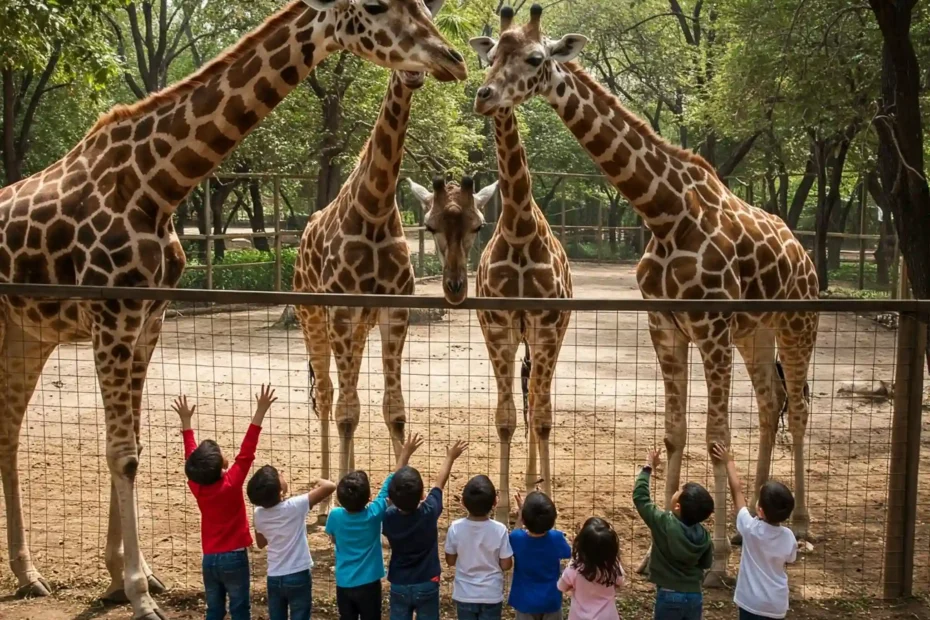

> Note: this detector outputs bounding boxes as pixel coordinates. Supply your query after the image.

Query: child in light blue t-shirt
[326,434,422,620]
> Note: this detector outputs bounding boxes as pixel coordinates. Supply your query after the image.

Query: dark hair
[337,471,371,513]
[678,482,714,526]
[462,475,496,516]
[572,517,623,587]
[521,491,557,534]
[185,440,223,486]
[247,465,282,509]
[389,466,424,513]
[759,481,795,524]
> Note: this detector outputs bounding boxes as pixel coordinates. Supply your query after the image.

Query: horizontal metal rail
[0,284,925,314]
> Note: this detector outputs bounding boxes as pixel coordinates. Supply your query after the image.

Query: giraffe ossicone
[471,3,818,584]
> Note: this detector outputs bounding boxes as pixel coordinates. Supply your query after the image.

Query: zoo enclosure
[178,169,899,295]
[0,284,926,604]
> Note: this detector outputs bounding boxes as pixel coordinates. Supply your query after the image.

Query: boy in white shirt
[713,443,798,620]
[247,465,336,620]
[444,475,514,620]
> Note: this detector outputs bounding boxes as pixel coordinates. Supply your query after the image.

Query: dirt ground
[1,264,929,618]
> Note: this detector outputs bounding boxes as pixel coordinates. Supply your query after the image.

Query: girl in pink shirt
[557,517,626,620]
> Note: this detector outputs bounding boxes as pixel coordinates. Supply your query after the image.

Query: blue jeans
[390,581,440,620]
[203,549,251,620]
[654,588,702,620]
[455,601,503,620]
[739,609,782,620]
[268,570,312,620]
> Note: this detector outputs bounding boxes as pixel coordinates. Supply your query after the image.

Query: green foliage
[179,248,298,291]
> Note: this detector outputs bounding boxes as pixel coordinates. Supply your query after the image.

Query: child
[173,384,277,620]
[712,443,797,620]
[326,433,424,620]
[509,491,572,620]
[247,465,337,620]
[444,475,514,620]
[383,439,470,620]
[633,448,714,620]
[557,517,626,620]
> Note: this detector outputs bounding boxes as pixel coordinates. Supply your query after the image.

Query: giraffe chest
[477,235,571,299]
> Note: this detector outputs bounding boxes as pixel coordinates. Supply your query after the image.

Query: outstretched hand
[711,442,732,463]
[399,432,424,465]
[172,396,195,429]
[447,440,469,461]
[252,384,277,426]
[647,448,662,470]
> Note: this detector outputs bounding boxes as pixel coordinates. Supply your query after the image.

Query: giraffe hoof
[134,610,168,620]
[16,578,51,598]
[730,532,743,546]
[147,574,167,595]
[703,571,730,588]
[101,588,130,604]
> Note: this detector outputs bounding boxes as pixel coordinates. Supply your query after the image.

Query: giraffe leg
[638,312,690,575]
[92,317,164,620]
[696,322,734,588]
[525,323,566,498]
[777,314,818,542]
[329,307,368,480]
[0,322,56,598]
[297,305,334,523]
[379,307,409,460]
[480,314,519,523]
[103,309,167,602]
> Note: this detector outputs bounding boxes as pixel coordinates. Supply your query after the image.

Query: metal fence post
[417,192,425,276]
[858,177,867,291]
[204,178,213,290]
[596,200,603,261]
[273,178,282,292]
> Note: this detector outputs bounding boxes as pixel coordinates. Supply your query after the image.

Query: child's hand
[647,448,662,470]
[447,440,469,461]
[402,433,424,459]
[711,442,732,463]
[255,384,277,416]
[172,396,195,425]
[514,492,524,511]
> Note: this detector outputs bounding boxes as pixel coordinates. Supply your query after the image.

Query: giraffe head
[307,0,468,81]
[468,4,587,114]
[407,175,498,305]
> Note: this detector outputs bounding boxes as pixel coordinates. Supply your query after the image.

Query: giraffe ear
[423,0,446,18]
[407,179,433,209]
[547,34,588,62]
[300,0,339,10]
[469,37,496,63]
[473,181,499,212]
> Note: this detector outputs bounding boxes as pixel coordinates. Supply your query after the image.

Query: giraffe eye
[363,3,387,15]
[526,55,543,67]
[471,223,485,234]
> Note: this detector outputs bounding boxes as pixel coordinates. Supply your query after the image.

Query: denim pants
[203,548,251,620]
[739,609,782,620]
[389,581,440,620]
[455,601,503,620]
[654,588,702,620]
[268,569,312,620]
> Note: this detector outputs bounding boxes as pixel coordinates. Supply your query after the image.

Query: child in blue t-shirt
[382,439,469,620]
[326,434,423,620]
[509,491,572,620]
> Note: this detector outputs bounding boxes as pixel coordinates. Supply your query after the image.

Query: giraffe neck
[349,72,416,222]
[543,62,723,237]
[83,1,333,215]
[492,108,538,242]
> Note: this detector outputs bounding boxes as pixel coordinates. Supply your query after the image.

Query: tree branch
[668,0,695,45]
[16,44,61,155]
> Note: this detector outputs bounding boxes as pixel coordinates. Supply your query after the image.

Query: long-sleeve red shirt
[183,424,261,554]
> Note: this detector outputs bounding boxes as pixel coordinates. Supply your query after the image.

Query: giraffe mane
[562,62,720,179]
[85,1,308,137]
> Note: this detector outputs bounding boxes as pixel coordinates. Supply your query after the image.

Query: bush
[179,248,299,291]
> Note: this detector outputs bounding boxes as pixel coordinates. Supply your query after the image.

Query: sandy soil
[0,264,928,617]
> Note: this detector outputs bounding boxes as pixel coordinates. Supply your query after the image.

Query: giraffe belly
[3,299,92,343]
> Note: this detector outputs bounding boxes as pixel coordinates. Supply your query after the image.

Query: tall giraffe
[293,62,446,519]
[0,1,466,616]
[470,4,818,582]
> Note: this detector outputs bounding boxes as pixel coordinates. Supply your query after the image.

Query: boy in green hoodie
[634,448,714,620]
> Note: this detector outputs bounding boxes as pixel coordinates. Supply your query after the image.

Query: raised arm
[712,443,746,512]
[513,492,525,530]
[307,479,337,508]
[172,396,197,459]
[227,385,276,486]
[633,448,664,528]
[396,432,424,471]
[433,440,469,490]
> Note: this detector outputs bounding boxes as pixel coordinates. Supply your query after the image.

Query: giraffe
[293,62,454,519]
[469,4,818,582]
[0,2,466,617]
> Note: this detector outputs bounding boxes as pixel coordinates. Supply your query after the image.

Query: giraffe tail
[774,356,810,432]
[308,361,318,416]
[521,340,531,438]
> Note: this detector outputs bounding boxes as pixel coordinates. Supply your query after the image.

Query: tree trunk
[210,181,238,262]
[787,151,816,229]
[248,180,270,252]
[315,95,344,212]
[867,171,893,286]
[814,141,830,291]
[827,180,862,271]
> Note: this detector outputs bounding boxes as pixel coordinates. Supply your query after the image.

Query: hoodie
[633,469,713,593]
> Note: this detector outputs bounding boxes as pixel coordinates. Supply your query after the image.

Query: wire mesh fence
[0,283,926,611]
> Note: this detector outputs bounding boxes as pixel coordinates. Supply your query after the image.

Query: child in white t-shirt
[713,443,798,620]
[247,465,336,620]
[444,475,514,620]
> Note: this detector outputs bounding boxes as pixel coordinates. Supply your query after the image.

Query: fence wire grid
[0,282,927,608]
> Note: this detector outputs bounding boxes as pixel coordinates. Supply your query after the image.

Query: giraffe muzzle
[473,86,500,116]
[431,47,468,82]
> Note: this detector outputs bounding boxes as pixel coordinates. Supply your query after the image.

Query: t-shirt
[183,425,260,554]
[254,495,313,577]
[508,529,572,613]
[444,517,513,604]
[383,487,443,584]
[733,507,797,618]
[558,563,625,620]
[325,472,394,588]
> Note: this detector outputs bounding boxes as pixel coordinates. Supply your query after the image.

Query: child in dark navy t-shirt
[509,491,572,620]
[382,440,469,620]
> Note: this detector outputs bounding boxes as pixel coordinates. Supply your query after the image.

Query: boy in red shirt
[173,384,277,620]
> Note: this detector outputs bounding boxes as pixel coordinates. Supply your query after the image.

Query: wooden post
[638,218,646,254]
[857,177,867,291]
[273,178,282,292]
[596,200,603,261]
[204,178,213,290]
[417,192,425,276]
[882,263,925,597]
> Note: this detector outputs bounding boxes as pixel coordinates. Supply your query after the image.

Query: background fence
[0,282,926,612]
